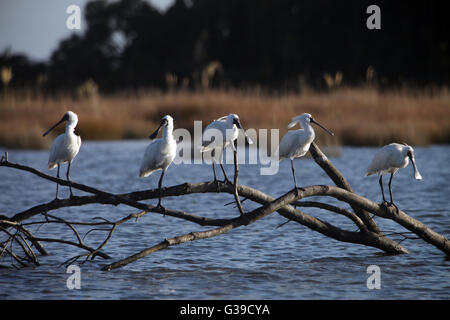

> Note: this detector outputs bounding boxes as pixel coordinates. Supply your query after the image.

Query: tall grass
[0,86,449,149]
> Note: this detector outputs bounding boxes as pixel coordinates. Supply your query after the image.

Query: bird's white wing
[365,146,391,176]
[200,120,227,152]
[48,134,66,168]
[278,130,311,159]
[277,131,298,159]
[139,139,165,177]
[77,135,82,150]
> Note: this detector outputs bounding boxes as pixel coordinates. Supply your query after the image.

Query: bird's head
[227,114,240,127]
[43,111,78,137]
[288,113,313,128]
[162,115,173,126]
[403,144,422,180]
[149,115,174,139]
[303,113,313,123]
[288,113,334,136]
[227,113,253,145]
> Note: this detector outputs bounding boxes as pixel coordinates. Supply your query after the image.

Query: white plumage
[43,111,81,199]
[200,113,252,182]
[201,114,253,152]
[139,137,176,178]
[366,143,422,178]
[277,113,334,190]
[139,115,177,209]
[279,113,315,160]
[366,143,422,206]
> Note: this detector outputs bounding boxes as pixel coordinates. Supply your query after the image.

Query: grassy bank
[0,86,449,149]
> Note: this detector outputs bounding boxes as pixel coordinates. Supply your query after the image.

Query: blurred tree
[0,50,47,90]
[4,0,450,92]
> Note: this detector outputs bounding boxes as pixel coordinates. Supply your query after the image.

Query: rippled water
[0,141,449,299]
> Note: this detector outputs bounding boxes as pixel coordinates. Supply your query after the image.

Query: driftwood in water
[0,144,448,271]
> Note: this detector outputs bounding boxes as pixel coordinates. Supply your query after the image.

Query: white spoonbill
[43,111,81,199]
[139,115,177,211]
[278,113,334,190]
[365,143,422,207]
[200,113,253,183]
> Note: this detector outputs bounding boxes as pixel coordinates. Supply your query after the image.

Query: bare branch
[309,142,382,234]
[292,185,450,256]
[0,226,38,266]
[293,200,367,231]
[0,162,410,256]
[102,183,411,271]
[28,236,111,259]
[2,148,449,272]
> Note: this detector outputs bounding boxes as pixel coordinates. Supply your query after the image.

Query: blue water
[0,141,449,299]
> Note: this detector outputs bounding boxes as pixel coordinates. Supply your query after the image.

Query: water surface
[0,142,449,299]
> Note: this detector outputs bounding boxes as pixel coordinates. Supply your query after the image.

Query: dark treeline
[1,0,449,93]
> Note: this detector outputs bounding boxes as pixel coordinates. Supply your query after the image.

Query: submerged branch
[102,224,235,271]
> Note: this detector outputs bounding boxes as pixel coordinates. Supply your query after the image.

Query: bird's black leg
[291,159,299,196]
[212,162,218,182]
[220,163,231,184]
[379,175,387,204]
[214,147,230,184]
[67,162,74,198]
[388,173,394,204]
[211,149,221,192]
[55,164,60,200]
[212,162,221,192]
[388,173,399,212]
[157,170,166,215]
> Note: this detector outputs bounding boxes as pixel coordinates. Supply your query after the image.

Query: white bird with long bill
[366,143,422,208]
[200,113,253,183]
[139,115,177,212]
[278,113,334,191]
[43,111,81,199]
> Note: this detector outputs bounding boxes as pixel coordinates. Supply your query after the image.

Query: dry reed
[0,86,449,149]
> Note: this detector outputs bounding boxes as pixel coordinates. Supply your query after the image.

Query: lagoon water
[0,141,449,299]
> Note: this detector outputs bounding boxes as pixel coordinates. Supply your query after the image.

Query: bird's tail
[139,168,156,178]
[48,162,58,169]
[199,146,211,153]
[199,142,215,153]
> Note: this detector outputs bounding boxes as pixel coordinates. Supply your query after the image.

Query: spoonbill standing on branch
[278,113,334,191]
[200,113,253,184]
[43,111,81,199]
[366,143,422,208]
[139,115,177,212]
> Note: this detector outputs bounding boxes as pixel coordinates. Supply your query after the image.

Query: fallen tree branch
[0,158,233,226]
[102,182,316,271]
[309,142,382,234]
[102,224,235,271]
[0,161,417,255]
[292,185,450,256]
[293,200,367,231]
[0,226,39,266]
[1,141,449,271]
